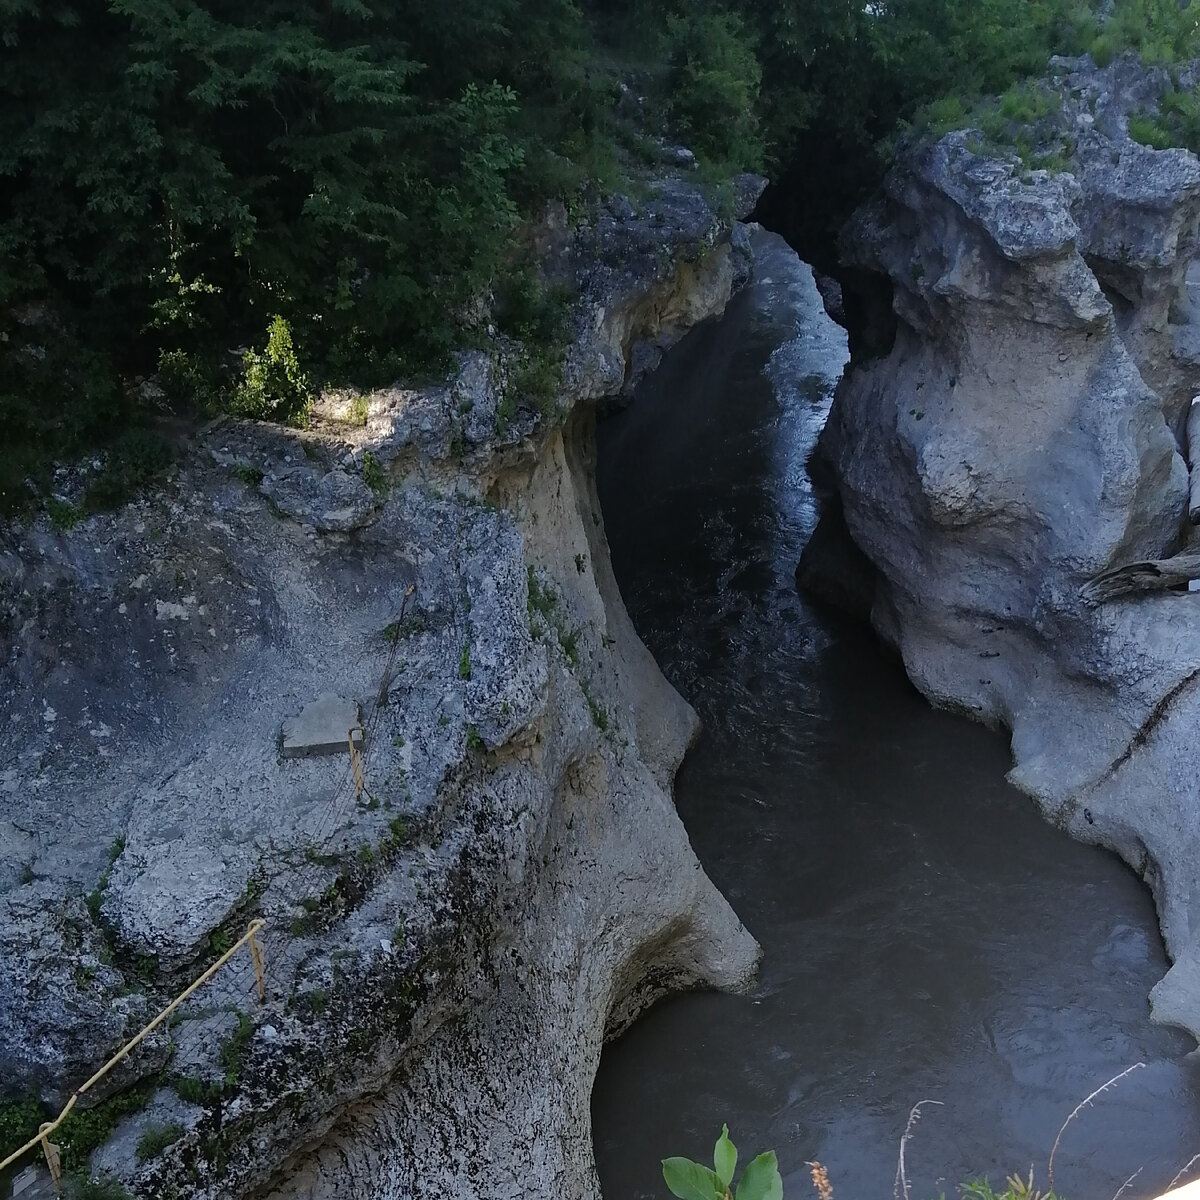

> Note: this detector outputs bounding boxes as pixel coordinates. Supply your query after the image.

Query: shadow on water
[591,232,1200,1200]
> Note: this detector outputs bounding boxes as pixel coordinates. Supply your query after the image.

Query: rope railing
[4,581,419,1192]
[0,919,266,1186]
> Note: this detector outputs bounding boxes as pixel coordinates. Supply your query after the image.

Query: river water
[592,232,1200,1200]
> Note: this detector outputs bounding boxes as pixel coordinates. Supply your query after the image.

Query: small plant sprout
[662,1125,783,1200]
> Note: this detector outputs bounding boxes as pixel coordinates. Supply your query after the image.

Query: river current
[592,232,1200,1200]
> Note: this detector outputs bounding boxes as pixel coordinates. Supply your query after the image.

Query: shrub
[56,1086,154,1171]
[0,1096,43,1164]
[1129,112,1174,149]
[231,317,312,425]
[663,10,763,171]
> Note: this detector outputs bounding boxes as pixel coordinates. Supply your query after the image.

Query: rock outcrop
[807,54,1200,1039]
[0,176,763,1198]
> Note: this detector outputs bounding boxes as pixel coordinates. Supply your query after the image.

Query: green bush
[231,317,312,426]
[6,0,1200,514]
[0,1097,43,1165]
[663,10,763,171]
[1091,0,1200,65]
[0,0,602,509]
[1129,112,1175,149]
[962,1172,1062,1200]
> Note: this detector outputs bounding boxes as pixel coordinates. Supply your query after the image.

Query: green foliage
[362,451,388,496]
[57,1086,154,1171]
[298,988,328,1014]
[68,1179,134,1200]
[494,269,574,430]
[1129,112,1175,150]
[662,1126,783,1200]
[584,684,610,733]
[1132,86,1200,153]
[48,498,84,532]
[173,1075,223,1107]
[558,625,581,666]
[997,82,1060,125]
[135,1121,183,1165]
[459,641,472,680]
[10,0,1198,513]
[962,1171,1061,1200]
[749,0,1196,269]
[0,1096,43,1163]
[527,565,558,624]
[85,836,126,927]
[1089,0,1200,66]
[232,317,312,425]
[218,1012,254,1088]
[83,430,174,513]
[380,816,408,855]
[233,464,263,487]
[663,9,763,171]
[0,0,620,507]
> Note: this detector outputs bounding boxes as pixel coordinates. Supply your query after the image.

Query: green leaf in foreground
[663,1156,724,1200]
[714,1124,738,1190]
[735,1151,783,1200]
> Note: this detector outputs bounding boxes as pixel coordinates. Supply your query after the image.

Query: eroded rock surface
[0,174,763,1198]
[807,54,1200,1039]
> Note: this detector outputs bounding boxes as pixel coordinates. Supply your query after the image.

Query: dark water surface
[591,232,1200,1200]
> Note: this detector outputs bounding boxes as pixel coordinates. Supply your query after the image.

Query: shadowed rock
[811,52,1200,1043]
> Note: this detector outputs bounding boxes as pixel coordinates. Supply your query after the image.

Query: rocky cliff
[806,53,1200,1039]
[0,177,763,1198]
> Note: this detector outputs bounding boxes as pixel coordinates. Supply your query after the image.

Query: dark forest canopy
[1,0,1197,513]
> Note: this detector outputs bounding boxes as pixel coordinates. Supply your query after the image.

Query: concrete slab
[9,1164,56,1199]
[281,694,364,759]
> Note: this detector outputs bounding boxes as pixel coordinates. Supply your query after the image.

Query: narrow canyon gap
[591,230,1200,1200]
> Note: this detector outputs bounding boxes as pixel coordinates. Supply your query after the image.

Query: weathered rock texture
[806,53,1200,1040]
[0,176,763,1198]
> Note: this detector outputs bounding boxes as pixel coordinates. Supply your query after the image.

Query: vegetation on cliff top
[3,0,1199,515]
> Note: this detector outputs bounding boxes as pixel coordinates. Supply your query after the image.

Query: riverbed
[592,231,1200,1200]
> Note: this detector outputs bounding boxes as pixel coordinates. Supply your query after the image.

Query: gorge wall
[0,177,763,1198]
[805,53,1200,1039]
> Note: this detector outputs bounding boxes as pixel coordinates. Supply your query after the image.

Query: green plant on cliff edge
[662,1125,783,1200]
[69,1179,133,1200]
[962,1173,1062,1200]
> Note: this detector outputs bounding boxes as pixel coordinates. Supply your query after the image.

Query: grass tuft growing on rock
[218,1012,255,1088]
[135,1121,184,1165]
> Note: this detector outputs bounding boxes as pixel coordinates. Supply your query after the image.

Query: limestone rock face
[0,174,763,1198]
[811,54,1200,1039]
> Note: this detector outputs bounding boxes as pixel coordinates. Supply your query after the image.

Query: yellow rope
[0,919,265,1176]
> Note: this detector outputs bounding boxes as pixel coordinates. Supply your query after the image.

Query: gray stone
[280,695,364,759]
[0,170,761,1200]
[816,51,1200,1045]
